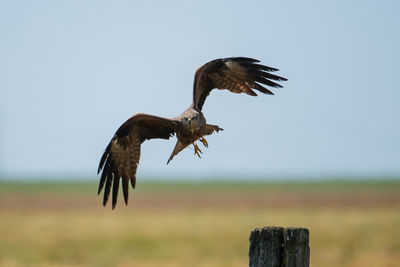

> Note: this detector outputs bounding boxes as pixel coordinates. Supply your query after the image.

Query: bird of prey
[98,57,287,209]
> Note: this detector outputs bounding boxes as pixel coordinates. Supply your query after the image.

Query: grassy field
[0,179,400,267]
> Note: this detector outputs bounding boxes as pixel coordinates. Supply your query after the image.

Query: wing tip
[247,89,258,96]
[231,57,260,63]
[112,176,120,210]
[122,177,129,206]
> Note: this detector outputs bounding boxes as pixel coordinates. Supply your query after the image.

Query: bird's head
[184,117,193,128]
[181,108,202,129]
[184,115,202,129]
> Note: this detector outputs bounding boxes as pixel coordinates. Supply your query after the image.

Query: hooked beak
[187,118,192,126]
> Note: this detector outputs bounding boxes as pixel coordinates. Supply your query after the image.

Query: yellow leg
[193,143,202,158]
[199,136,208,147]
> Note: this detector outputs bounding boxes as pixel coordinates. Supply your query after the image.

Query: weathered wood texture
[249,226,310,267]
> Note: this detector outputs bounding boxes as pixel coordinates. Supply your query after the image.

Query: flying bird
[98,57,287,209]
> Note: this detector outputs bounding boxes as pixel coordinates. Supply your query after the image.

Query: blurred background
[0,1,399,266]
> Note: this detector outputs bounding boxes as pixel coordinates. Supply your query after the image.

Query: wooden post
[249,226,310,267]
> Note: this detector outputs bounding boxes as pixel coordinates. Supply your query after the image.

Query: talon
[199,137,208,148]
[193,143,202,158]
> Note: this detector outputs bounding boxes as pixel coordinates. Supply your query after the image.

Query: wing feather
[193,57,287,110]
[121,175,129,205]
[98,114,178,209]
[98,161,109,194]
[112,175,120,209]
[253,83,274,95]
[103,171,113,206]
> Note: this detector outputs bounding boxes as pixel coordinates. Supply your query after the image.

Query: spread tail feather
[167,140,189,164]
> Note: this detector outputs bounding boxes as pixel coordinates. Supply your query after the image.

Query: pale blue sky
[1,1,399,179]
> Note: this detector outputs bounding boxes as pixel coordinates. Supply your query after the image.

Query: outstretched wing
[97,113,179,209]
[193,57,287,110]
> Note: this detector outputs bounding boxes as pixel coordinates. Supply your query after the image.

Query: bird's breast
[179,123,205,143]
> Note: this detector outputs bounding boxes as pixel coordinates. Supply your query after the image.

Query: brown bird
[97,57,287,209]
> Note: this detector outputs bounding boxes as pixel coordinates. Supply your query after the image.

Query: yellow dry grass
[0,180,399,267]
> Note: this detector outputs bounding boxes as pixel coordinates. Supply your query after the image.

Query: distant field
[0,179,399,267]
